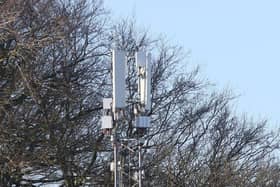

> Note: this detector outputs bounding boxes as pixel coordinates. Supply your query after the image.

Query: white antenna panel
[112,50,126,109]
[145,53,152,111]
[137,51,152,111]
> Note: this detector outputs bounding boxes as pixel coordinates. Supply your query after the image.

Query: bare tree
[1,1,279,186]
[0,0,108,186]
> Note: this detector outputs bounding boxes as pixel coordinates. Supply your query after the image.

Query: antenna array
[101,49,152,187]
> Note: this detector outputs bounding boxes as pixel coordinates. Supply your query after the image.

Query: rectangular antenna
[145,53,152,111]
[136,51,147,106]
[112,50,126,110]
[137,51,152,111]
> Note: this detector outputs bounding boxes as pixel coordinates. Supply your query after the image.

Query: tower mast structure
[101,49,152,187]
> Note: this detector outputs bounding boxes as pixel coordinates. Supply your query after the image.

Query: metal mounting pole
[138,141,142,187]
[113,131,119,187]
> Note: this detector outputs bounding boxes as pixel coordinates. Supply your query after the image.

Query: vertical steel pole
[119,142,123,187]
[113,132,119,187]
[138,142,142,187]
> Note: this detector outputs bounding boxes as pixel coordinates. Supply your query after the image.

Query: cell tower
[101,49,152,187]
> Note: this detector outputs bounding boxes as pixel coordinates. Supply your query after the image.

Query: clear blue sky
[104,0,279,127]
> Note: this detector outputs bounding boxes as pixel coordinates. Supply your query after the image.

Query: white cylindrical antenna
[112,49,126,110]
